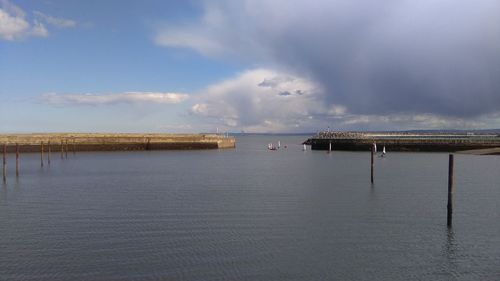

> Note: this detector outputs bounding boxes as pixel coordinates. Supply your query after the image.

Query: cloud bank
[189,69,492,132]
[42,92,188,106]
[190,69,328,132]
[156,0,500,130]
[39,71,495,132]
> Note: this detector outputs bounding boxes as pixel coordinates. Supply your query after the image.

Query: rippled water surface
[1,135,499,280]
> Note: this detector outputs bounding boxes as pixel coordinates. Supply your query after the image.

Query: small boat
[268,143,278,150]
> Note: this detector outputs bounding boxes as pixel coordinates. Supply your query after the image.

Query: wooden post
[447,154,454,227]
[48,140,51,165]
[329,141,332,153]
[16,143,19,177]
[65,139,68,159]
[60,140,64,159]
[73,139,76,156]
[2,144,6,183]
[371,144,374,183]
[41,141,44,167]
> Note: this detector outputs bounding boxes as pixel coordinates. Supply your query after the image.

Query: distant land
[227,129,500,136]
[372,129,500,135]
[227,132,315,136]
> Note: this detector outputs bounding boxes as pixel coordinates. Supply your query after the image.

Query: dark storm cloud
[157,0,500,119]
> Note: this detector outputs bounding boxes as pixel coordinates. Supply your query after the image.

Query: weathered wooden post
[65,139,68,159]
[60,139,64,159]
[371,143,374,183]
[48,140,51,165]
[73,139,76,156]
[447,154,454,227]
[16,143,19,177]
[2,144,6,183]
[40,141,44,167]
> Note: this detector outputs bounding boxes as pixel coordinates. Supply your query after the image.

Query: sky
[1,0,499,133]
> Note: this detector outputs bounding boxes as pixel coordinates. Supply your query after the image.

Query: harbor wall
[305,135,500,152]
[0,133,235,152]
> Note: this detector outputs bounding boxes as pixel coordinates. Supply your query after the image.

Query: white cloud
[0,0,31,40]
[0,0,75,41]
[189,68,338,132]
[33,11,76,28]
[42,92,189,106]
[31,20,48,37]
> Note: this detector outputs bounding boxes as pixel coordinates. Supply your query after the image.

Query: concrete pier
[0,133,235,153]
[304,131,500,152]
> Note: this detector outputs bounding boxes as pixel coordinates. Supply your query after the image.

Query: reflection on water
[1,135,499,281]
[446,227,457,257]
[1,183,6,200]
[442,227,459,279]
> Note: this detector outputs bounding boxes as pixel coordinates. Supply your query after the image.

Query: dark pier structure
[304,131,500,153]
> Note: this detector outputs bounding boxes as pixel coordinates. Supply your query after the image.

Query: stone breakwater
[304,131,500,153]
[0,133,235,152]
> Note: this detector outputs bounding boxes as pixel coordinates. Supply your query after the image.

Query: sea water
[1,135,499,280]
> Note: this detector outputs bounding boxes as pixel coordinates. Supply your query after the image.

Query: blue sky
[1,0,500,133]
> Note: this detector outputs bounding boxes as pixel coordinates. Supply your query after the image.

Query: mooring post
[40,141,44,167]
[65,139,68,159]
[447,154,454,227]
[60,139,64,159]
[329,141,332,153]
[371,143,374,183]
[48,140,51,165]
[2,144,6,183]
[16,143,19,177]
[73,139,76,156]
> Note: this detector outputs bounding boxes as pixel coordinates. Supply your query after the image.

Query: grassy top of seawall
[0,133,235,151]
